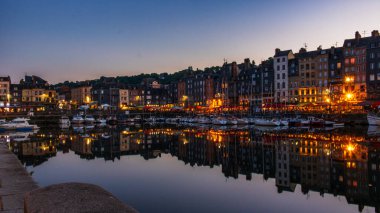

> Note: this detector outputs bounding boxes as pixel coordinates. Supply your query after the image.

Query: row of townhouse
[0,75,58,108]
[2,30,379,109]
[275,30,380,105]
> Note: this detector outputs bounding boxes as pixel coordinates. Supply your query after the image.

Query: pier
[0,143,38,212]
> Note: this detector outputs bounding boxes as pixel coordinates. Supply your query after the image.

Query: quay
[0,143,137,213]
[0,143,38,212]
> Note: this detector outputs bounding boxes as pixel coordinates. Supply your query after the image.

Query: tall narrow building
[274,49,294,103]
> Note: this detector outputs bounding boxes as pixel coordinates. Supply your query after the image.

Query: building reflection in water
[5,125,380,212]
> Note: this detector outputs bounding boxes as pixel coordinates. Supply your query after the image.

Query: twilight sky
[0,0,379,84]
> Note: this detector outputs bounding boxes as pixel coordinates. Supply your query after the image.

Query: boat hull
[368,114,380,126]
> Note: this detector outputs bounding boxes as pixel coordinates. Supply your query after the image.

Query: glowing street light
[345,93,353,100]
[345,76,354,83]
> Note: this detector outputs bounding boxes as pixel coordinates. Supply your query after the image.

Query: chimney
[317,45,322,51]
[232,62,238,79]
[299,48,307,54]
[372,30,380,37]
[275,48,280,54]
[244,58,251,70]
[330,46,335,55]
[355,31,361,40]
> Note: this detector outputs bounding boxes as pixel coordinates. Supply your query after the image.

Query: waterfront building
[166,82,178,105]
[274,49,294,103]
[128,86,144,106]
[0,76,11,106]
[92,86,121,107]
[297,48,319,103]
[288,57,299,104]
[21,88,57,105]
[119,89,129,107]
[10,84,22,105]
[177,80,186,106]
[71,86,92,105]
[259,58,275,105]
[328,46,344,103]
[142,79,168,105]
[315,46,330,103]
[342,31,369,102]
[357,30,380,101]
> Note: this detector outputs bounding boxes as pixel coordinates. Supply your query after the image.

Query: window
[377,73,380,80]
[277,65,280,71]
[306,64,310,70]
[282,65,285,70]
[277,74,280,79]
[282,57,285,62]
[277,83,280,89]
[370,63,375,70]
[345,58,349,64]
[277,58,280,63]
[282,73,285,79]
[350,58,356,64]
[282,82,285,88]
[300,64,305,70]
[337,62,341,69]
[371,53,375,59]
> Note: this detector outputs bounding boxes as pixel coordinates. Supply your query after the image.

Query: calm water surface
[4,124,380,213]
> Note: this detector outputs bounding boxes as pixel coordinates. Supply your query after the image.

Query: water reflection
[4,125,380,212]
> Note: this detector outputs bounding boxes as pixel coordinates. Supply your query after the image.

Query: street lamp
[345,93,353,100]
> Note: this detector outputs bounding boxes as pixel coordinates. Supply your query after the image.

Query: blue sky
[1,0,379,83]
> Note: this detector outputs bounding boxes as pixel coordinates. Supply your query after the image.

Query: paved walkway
[0,143,38,212]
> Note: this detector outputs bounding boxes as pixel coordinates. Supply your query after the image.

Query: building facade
[274,49,294,103]
[71,86,92,105]
[0,76,11,106]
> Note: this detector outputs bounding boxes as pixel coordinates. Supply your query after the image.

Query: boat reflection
[5,125,380,212]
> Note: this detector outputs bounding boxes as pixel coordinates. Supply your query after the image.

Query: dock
[0,142,138,212]
[0,143,38,212]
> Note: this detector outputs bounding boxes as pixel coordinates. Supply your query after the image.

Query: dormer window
[347,42,351,47]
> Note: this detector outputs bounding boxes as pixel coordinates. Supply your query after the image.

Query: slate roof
[274,50,292,57]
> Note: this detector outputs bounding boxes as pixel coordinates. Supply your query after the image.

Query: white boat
[84,115,95,124]
[59,116,71,126]
[72,115,84,124]
[198,117,212,124]
[367,114,380,126]
[280,119,289,126]
[0,118,39,131]
[333,123,345,127]
[227,118,238,125]
[254,118,281,126]
[236,118,249,125]
[212,117,228,125]
[300,119,310,126]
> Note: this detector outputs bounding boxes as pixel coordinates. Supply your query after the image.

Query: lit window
[350,58,356,64]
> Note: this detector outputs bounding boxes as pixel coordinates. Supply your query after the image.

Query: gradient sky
[1,0,380,84]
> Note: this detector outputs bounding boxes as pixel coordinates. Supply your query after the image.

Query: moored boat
[72,115,84,124]
[84,115,96,124]
[254,118,281,126]
[212,117,228,125]
[0,118,39,131]
[367,114,380,126]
